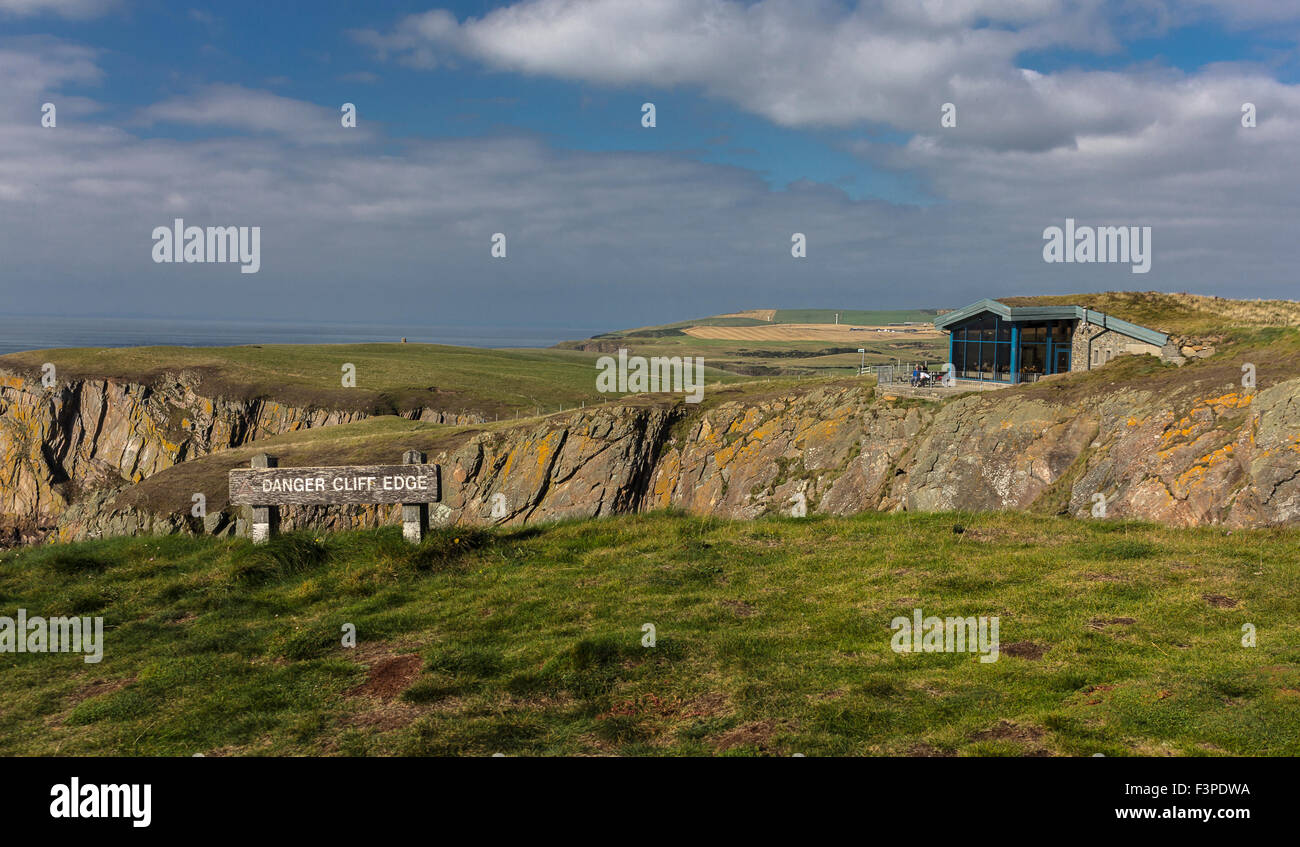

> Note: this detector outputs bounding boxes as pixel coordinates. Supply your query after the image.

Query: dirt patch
[969,720,1050,755]
[339,700,426,732]
[599,693,683,720]
[1088,617,1137,630]
[971,720,1044,743]
[347,654,423,699]
[720,599,758,617]
[1084,683,1117,705]
[67,677,133,707]
[962,528,1036,545]
[1001,641,1048,659]
[1202,593,1238,608]
[906,741,955,757]
[683,692,731,718]
[813,689,846,702]
[713,719,778,752]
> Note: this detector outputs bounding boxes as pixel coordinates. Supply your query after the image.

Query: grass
[0,343,743,419]
[562,332,945,378]
[999,291,1300,338]
[0,510,1295,756]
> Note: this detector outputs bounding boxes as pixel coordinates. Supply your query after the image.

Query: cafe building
[934,298,1173,385]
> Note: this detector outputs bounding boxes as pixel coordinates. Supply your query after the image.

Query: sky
[1,0,1299,332]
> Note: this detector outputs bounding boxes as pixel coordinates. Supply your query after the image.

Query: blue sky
[12,1,927,201]
[2,0,1299,330]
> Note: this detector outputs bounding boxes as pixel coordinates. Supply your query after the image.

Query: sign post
[250,452,278,543]
[401,449,428,543]
[230,451,441,544]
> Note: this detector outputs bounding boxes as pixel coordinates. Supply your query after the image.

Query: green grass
[562,332,945,378]
[1,510,1295,756]
[998,291,1300,338]
[0,343,741,419]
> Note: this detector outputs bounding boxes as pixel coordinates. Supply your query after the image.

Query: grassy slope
[0,343,744,418]
[1,511,1295,756]
[999,291,1300,338]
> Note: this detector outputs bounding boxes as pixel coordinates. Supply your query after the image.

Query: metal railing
[875,363,942,386]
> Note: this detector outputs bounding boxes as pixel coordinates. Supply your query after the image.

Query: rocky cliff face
[0,370,481,542]
[8,367,1300,544]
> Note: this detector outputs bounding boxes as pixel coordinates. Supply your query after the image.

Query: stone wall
[1071,321,1165,371]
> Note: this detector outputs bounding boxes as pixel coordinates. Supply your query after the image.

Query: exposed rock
[0,369,482,536]
[7,366,1300,543]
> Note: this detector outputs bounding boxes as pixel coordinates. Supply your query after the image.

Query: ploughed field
[1,510,1295,756]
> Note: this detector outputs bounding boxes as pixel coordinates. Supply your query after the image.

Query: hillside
[2,511,1295,756]
[999,291,1300,338]
[3,292,1299,544]
[0,343,737,420]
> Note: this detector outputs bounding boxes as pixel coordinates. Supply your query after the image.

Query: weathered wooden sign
[230,464,440,505]
[229,451,440,543]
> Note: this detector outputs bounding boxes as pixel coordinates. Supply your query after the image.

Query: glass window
[979,338,994,376]
[1021,343,1046,376]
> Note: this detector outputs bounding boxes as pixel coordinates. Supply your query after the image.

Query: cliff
[0,370,481,544]
[27,350,1300,543]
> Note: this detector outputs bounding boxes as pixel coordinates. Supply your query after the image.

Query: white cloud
[352,0,1300,155]
[136,84,376,144]
[0,0,117,19]
[1,30,1298,331]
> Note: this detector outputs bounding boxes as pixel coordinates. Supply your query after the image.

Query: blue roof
[934,299,1169,347]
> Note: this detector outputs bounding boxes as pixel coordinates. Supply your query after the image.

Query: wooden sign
[229,451,440,544]
[230,465,440,506]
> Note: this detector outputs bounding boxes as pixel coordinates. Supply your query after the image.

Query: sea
[0,315,605,355]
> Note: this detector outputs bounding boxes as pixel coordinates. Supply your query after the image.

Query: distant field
[601,308,940,337]
[563,308,948,377]
[0,343,745,419]
[773,309,939,325]
[682,323,942,343]
[1,510,1294,756]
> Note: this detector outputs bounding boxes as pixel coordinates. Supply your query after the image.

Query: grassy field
[0,343,745,418]
[563,330,945,378]
[3,296,1290,413]
[772,308,938,325]
[1,510,1295,756]
[603,309,940,334]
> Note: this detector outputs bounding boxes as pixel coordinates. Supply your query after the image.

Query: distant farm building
[934,298,1175,385]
